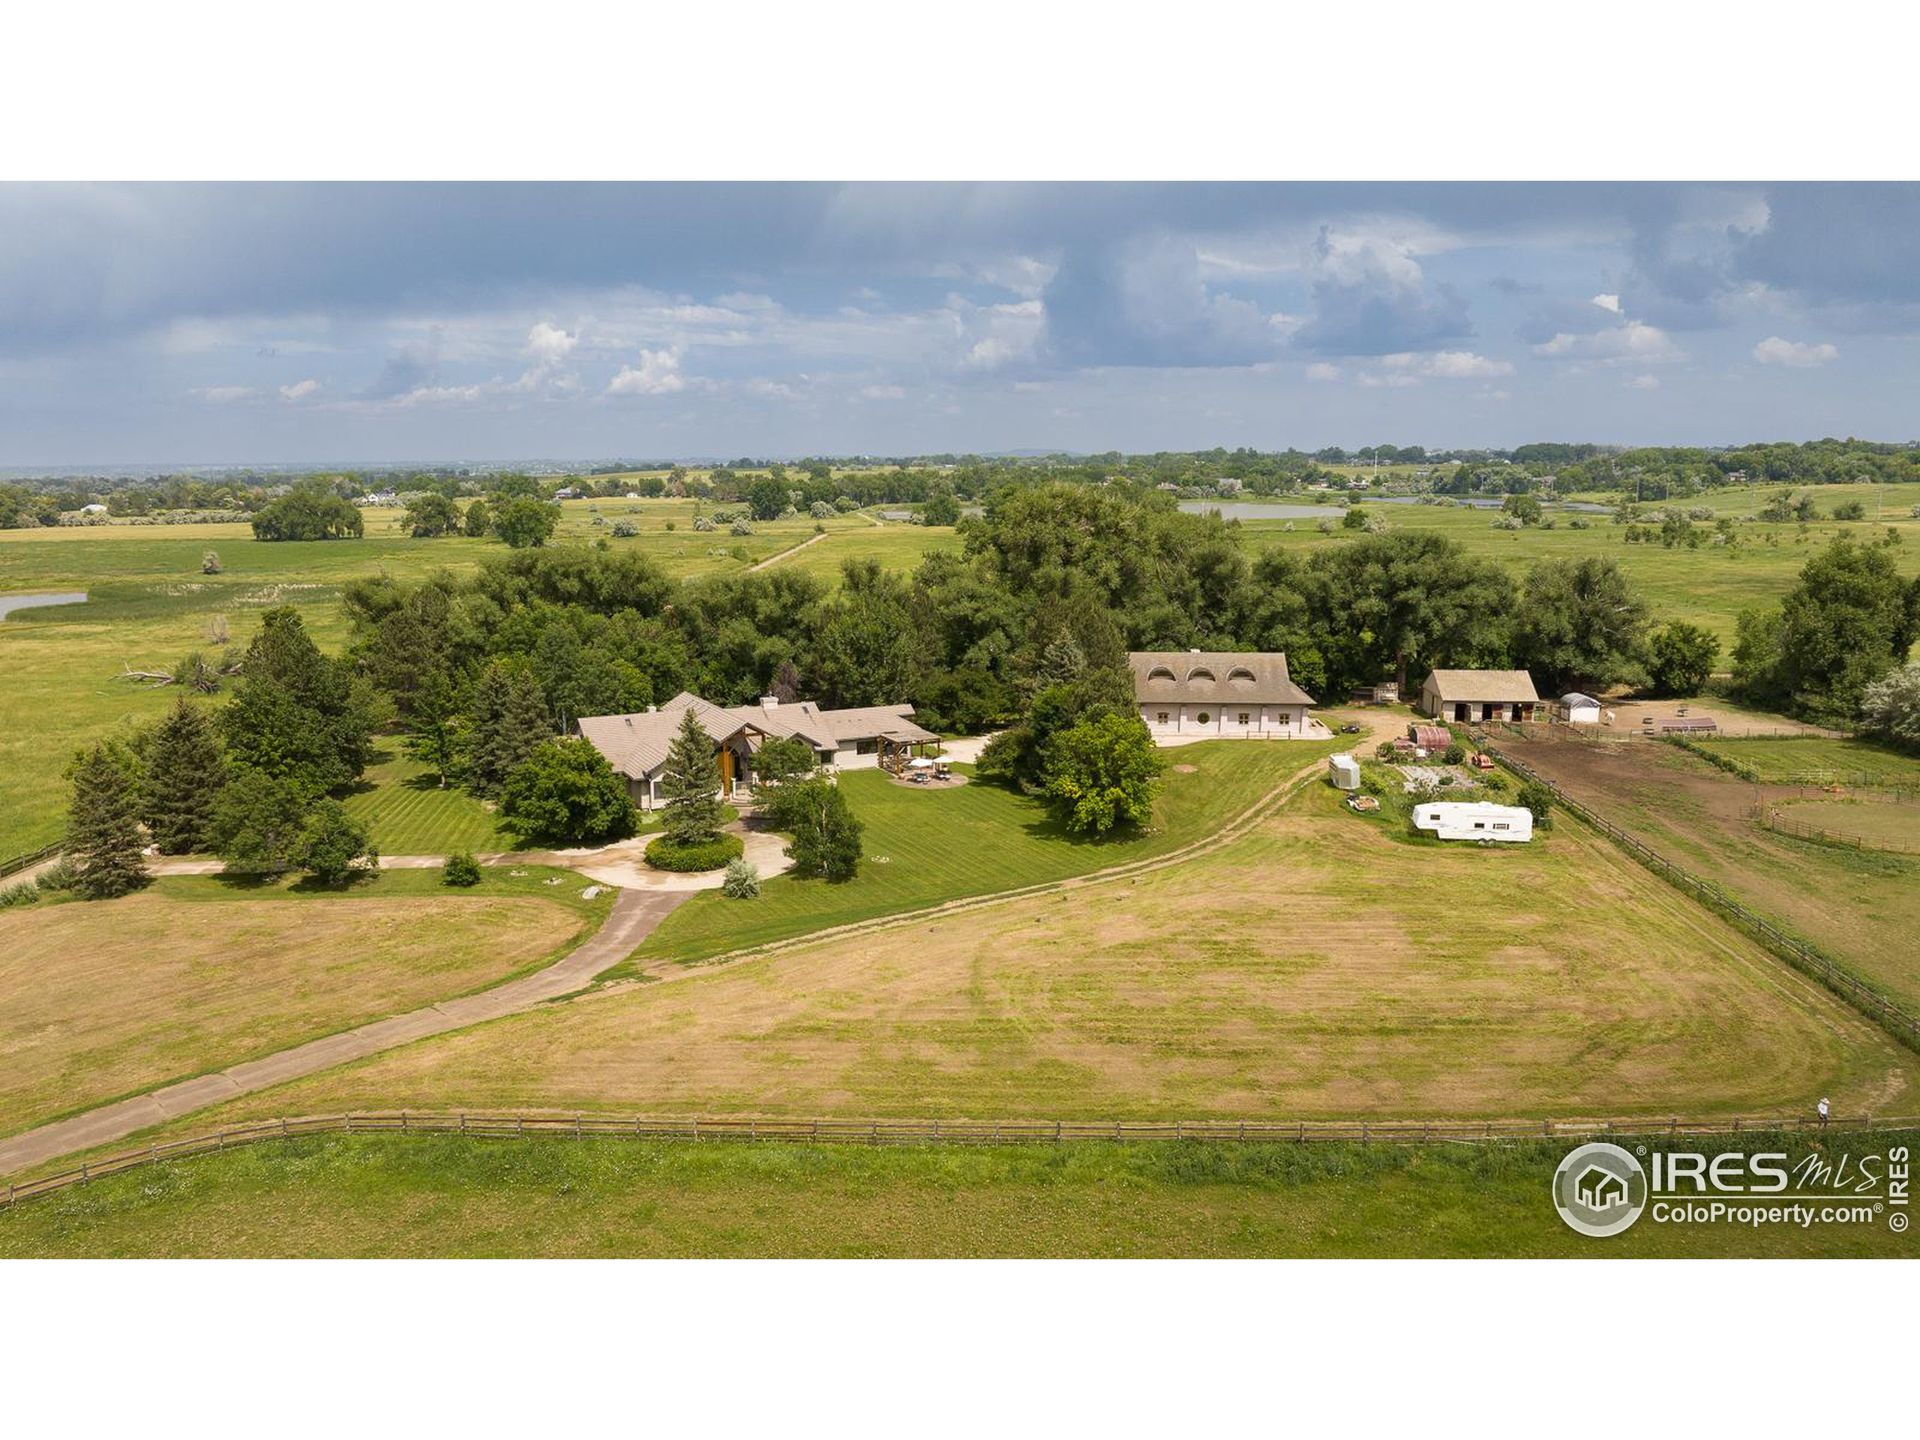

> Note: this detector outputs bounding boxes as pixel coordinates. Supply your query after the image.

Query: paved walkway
[0,886,691,1178]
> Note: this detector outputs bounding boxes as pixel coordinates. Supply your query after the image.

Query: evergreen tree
[66,743,149,899]
[221,607,374,794]
[466,663,553,797]
[659,707,723,845]
[142,697,227,853]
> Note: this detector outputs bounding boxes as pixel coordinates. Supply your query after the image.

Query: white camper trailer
[1328,753,1362,791]
[1412,801,1533,843]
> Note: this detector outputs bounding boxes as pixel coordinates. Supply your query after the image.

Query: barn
[1419,669,1541,724]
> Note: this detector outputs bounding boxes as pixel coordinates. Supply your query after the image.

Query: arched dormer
[1147,665,1176,682]
[1185,666,1216,684]
[1227,666,1257,688]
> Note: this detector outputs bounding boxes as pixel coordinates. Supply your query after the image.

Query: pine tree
[66,743,149,899]
[143,698,227,853]
[467,664,553,797]
[659,707,723,845]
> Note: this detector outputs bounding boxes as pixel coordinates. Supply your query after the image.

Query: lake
[0,591,88,620]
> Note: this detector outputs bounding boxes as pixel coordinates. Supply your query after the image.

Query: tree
[499,738,636,845]
[465,663,554,797]
[294,799,377,885]
[491,496,560,548]
[779,777,864,881]
[1860,664,1920,749]
[808,584,918,709]
[1341,506,1369,530]
[66,743,148,899]
[251,480,364,541]
[920,486,961,526]
[745,474,790,521]
[207,767,311,873]
[403,671,466,787]
[1041,712,1167,835]
[1733,538,1920,719]
[1509,557,1650,694]
[463,497,493,537]
[1502,493,1543,525]
[141,697,226,853]
[752,734,817,791]
[1645,622,1721,698]
[221,607,375,794]
[1516,780,1555,829]
[658,708,724,845]
[405,492,463,538]
[443,851,482,886]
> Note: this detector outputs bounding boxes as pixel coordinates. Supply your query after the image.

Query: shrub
[809,500,835,519]
[443,851,482,887]
[721,857,760,898]
[729,516,755,536]
[692,515,715,532]
[0,878,39,907]
[33,856,78,893]
[1516,780,1555,828]
[610,518,638,538]
[644,833,744,872]
[1375,740,1397,760]
[1441,742,1466,765]
[202,550,223,574]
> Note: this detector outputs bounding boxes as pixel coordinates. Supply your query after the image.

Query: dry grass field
[0,881,584,1138]
[147,781,1915,1129]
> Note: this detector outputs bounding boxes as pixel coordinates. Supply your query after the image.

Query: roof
[1560,692,1601,707]
[1409,724,1451,749]
[1130,651,1315,707]
[1421,669,1541,703]
[576,693,934,778]
[1412,801,1533,821]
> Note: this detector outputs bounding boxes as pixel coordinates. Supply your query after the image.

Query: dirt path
[746,530,829,573]
[0,887,690,1178]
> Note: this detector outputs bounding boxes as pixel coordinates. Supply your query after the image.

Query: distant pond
[1178,501,1343,521]
[0,591,88,620]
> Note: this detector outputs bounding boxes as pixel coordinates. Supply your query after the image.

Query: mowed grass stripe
[340,744,518,854]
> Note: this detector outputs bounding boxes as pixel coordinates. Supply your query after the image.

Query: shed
[1560,692,1602,724]
[1328,753,1362,791]
[1408,723,1451,751]
[1412,801,1533,843]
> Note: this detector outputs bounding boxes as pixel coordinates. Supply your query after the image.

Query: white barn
[1131,651,1318,741]
[1412,801,1533,843]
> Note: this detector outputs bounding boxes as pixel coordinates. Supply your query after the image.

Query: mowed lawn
[161,777,1914,1128]
[0,869,599,1139]
[1693,736,1920,785]
[5,1128,1912,1258]
[341,743,519,854]
[628,738,1344,968]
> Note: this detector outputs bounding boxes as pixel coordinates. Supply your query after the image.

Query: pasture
[148,775,1913,1129]
[1689,736,1920,786]
[0,867,601,1139]
[5,1128,1908,1257]
[624,737,1344,969]
[1501,729,1920,1015]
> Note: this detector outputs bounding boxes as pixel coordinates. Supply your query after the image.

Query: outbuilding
[1412,801,1533,843]
[1328,753,1362,790]
[1560,692,1602,725]
[1419,669,1541,724]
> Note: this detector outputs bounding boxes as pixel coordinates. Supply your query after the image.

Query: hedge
[644,833,745,872]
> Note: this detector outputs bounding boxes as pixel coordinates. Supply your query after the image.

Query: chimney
[760,695,779,710]
[646,704,657,714]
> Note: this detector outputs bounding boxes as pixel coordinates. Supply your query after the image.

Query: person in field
[1817,1096,1830,1128]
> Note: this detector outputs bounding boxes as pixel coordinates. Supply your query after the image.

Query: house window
[1237,712,1251,725]
[1196,711,1211,725]
[1156,711,1170,724]
[855,739,877,755]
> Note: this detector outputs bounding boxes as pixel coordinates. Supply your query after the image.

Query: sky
[4,182,1919,467]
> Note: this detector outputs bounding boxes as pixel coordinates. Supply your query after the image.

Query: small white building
[1560,692,1602,725]
[1412,801,1533,843]
[1328,753,1362,791]
[1131,651,1318,741]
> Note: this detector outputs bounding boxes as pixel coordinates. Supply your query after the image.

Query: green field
[624,738,1341,969]
[341,743,520,854]
[3,1129,1909,1257]
[1693,736,1920,785]
[1230,481,1920,648]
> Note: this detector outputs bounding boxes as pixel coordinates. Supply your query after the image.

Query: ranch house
[577,691,939,811]
[1418,669,1541,724]
[1131,650,1320,740]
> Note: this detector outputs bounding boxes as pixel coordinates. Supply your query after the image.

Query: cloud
[191,385,257,403]
[1592,293,1621,313]
[1291,226,1473,356]
[859,384,906,400]
[606,347,686,396]
[1752,335,1838,368]
[1624,373,1661,390]
[525,321,577,365]
[1041,235,1286,367]
[1381,350,1514,379]
[1304,362,1341,382]
[278,378,320,401]
[1534,320,1682,363]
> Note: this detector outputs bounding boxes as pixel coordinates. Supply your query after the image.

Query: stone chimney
[760,695,780,710]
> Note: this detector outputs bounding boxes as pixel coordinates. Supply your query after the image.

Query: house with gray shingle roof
[1130,651,1321,742]
[577,691,938,810]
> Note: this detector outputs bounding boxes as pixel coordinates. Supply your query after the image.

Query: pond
[0,591,88,620]
[1178,501,1343,521]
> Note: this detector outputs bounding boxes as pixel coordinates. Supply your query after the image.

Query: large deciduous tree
[207,767,311,874]
[1645,622,1721,698]
[778,777,863,882]
[1042,712,1167,836]
[499,738,636,845]
[1510,557,1650,694]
